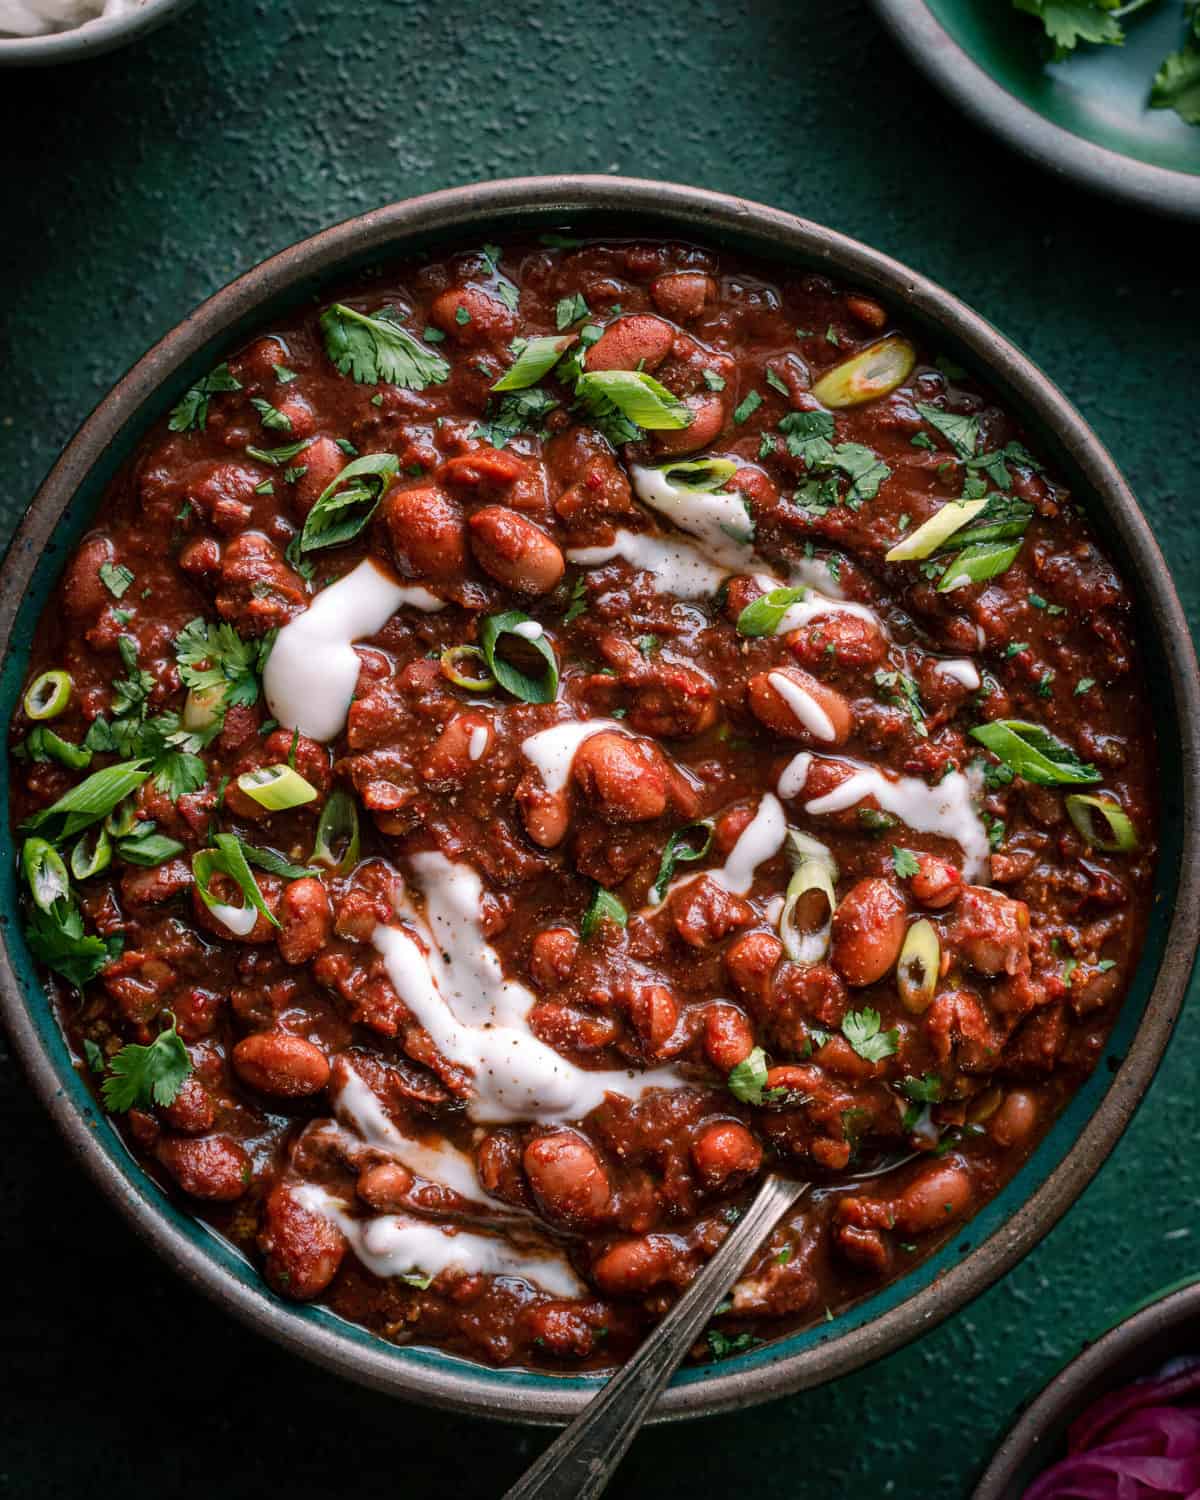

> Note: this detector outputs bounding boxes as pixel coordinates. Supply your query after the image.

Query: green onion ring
[24,670,72,721]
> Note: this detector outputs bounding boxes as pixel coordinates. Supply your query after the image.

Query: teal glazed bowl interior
[0,177,1197,1425]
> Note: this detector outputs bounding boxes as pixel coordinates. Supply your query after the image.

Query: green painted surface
[927,0,1200,175]
[0,2,1197,1494]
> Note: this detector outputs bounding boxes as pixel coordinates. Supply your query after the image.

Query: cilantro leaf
[555,292,589,329]
[915,402,979,460]
[873,669,928,738]
[168,363,242,433]
[1013,0,1124,57]
[250,397,292,432]
[24,901,119,989]
[175,618,269,709]
[841,1008,899,1064]
[1151,34,1200,124]
[900,1073,942,1104]
[99,562,134,599]
[101,1016,192,1112]
[728,1046,771,1104]
[891,846,921,879]
[472,388,559,449]
[320,303,451,389]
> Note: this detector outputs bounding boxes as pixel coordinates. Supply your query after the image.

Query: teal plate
[871,0,1200,221]
[0,178,1196,1425]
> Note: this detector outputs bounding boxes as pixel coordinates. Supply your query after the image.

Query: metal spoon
[504,1153,916,1500]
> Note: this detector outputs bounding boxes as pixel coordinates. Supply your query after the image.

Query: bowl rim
[973,1276,1200,1497]
[868,0,1200,225]
[0,0,194,67]
[0,174,1196,1425]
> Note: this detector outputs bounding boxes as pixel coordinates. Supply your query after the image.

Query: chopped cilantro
[733,390,763,424]
[842,1008,899,1064]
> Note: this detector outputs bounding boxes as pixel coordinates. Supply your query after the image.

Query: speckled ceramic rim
[869,0,1200,224]
[0,177,1196,1426]
[974,1277,1200,1496]
[0,0,195,68]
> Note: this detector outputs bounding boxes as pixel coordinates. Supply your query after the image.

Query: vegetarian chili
[8,235,1157,1370]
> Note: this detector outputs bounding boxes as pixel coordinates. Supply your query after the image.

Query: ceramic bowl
[974,1277,1200,1496]
[1,176,1196,1424]
[0,0,195,67]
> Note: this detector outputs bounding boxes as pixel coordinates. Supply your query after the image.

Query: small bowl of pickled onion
[976,1278,1200,1499]
[0,0,194,66]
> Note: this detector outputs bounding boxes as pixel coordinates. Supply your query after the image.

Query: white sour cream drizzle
[372,853,679,1122]
[208,901,258,938]
[767,672,837,742]
[778,755,990,882]
[519,718,623,796]
[629,463,756,571]
[467,725,489,762]
[295,1185,584,1299]
[567,531,729,600]
[934,657,982,690]
[648,792,787,908]
[263,558,444,743]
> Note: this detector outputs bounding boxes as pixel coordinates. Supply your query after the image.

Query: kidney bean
[592,1234,677,1296]
[422,713,492,786]
[909,853,962,909]
[515,772,570,848]
[523,1131,612,1227]
[522,1304,600,1360]
[723,930,784,1003]
[259,1184,347,1299]
[844,294,888,330]
[747,667,853,744]
[669,877,754,948]
[650,271,717,323]
[158,1075,215,1135]
[893,1162,972,1234]
[692,1121,763,1191]
[468,506,565,595]
[290,435,346,518]
[429,283,517,344]
[830,878,908,986]
[786,613,888,670]
[63,534,116,622]
[277,878,332,966]
[232,1032,330,1097]
[178,535,221,578]
[586,314,675,372]
[156,1134,249,1201]
[380,484,467,580]
[948,886,1031,976]
[989,1089,1038,1148]
[356,1161,415,1211]
[572,731,668,821]
[625,983,679,1054]
[651,393,726,456]
[476,1129,534,1209]
[529,927,580,989]
[703,1003,756,1072]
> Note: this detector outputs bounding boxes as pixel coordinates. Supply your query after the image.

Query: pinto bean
[703,1003,756,1072]
[422,713,492,786]
[894,1162,973,1234]
[592,1234,677,1296]
[523,1131,612,1227]
[786,613,888,670]
[948,886,1031,976]
[625,983,679,1054]
[216,532,307,634]
[529,927,580,989]
[909,853,962,909]
[747,667,853,744]
[692,1121,763,1190]
[989,1089,1039,1148]
[650,271,717,323]
[830,878,907,986]
[356,1161,414,1211]
[380,484,467,581]
[290,436,346,518]
[156,1134,249,1201]
[572,731,668,821]
[63,535,116,621]
[724,930,783,1003]
[652,393,726,457]
[232,1032,331,1097]
[468,506,564,595]
[844,295,888,331]
[516,772,570,848]
[669,877,754,948]
[586,314,675,372]
[277,877,332,965]
[260,1184,347,1299]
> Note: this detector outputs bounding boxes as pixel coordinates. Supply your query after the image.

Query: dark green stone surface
[1,2,1196,1495]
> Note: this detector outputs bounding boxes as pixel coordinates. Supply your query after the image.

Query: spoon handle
[503,1173,807,1500]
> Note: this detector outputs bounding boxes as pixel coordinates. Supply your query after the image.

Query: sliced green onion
[22,837,71,913]
[440,644,496,691]
[885,498,989,563]
[651,822,713,903]
[245,437,313,467]
[915,403,979,460]
[26,727,92,771]
[117,830,186,867]
[736,586,809,638]
[580,884,627,942]
[727,1045,771,1105]
[24,670,72,721]
[311,789,360,873]
[970,720,1101,787]
[950,495,1034,549]
[243,844,320,879]
[300,452,400,553]
[21,759,150,842]
[937,539,1023,592]
[103,798,141,838]
[654,457,739,492]
[779,830,838,966]
[193,832,279,930]
[896,919,940,1013]
[491,334,572,392]
[237,764,318,812]
[812,335,916,408]
[574,369,693,430]
[1065,793,1138,853]
[70,827,113,880]
[182,683,228,733]
[480,610,559,704]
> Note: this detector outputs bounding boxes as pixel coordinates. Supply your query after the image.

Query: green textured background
[1,3,1197,1495]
